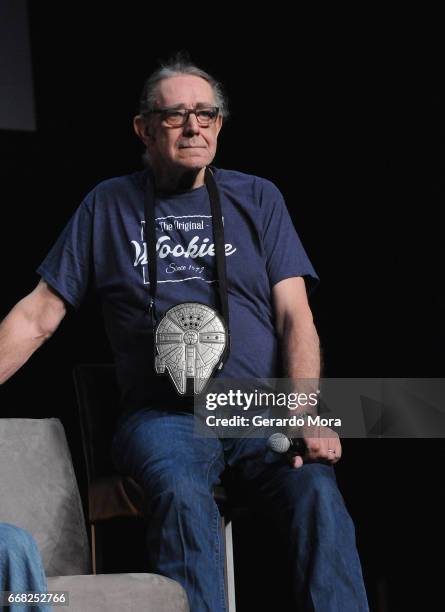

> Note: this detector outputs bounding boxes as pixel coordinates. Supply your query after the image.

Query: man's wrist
[288,408,317,421]
[285,410,316,440]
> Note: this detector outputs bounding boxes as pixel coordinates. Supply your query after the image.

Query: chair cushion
[0,418,90,576]
[47,573,189,612]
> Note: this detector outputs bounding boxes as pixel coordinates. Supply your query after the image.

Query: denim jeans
[0,523,51,612]
[112,408,369,612]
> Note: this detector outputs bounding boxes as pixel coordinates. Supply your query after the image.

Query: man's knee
[286,464,356,534]
[138,463,215,516]
[150,463,209,494]
[287,463,344,509]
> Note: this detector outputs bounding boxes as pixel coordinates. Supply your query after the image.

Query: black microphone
[266,432,305,458]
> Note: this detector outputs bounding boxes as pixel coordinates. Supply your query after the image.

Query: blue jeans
[0,523,51,612]
[112,408,369,612]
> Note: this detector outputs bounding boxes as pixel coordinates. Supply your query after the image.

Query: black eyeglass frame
[144,106,220,127]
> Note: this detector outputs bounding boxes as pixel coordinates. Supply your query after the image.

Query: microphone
[266,432,305,458]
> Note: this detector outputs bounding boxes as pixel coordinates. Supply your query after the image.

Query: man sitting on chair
[0,53,369,612]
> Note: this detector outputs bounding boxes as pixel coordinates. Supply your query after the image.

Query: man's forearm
[0,306,49,385]
[280,317,321,416]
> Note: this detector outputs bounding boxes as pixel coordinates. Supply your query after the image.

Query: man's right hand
[288,424,342,469]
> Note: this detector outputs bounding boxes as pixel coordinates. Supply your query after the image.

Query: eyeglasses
[146,106,220,127]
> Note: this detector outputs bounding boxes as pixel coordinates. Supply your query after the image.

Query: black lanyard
[144,165,230,350]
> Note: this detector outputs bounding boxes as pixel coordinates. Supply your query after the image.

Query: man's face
[136,75,223,174]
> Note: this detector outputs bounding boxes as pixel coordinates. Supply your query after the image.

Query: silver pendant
[154,302,227,395]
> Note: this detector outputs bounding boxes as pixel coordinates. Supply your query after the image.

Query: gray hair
[138,51,229,119]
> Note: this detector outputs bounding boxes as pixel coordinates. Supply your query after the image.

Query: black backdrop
[1,4,441,610]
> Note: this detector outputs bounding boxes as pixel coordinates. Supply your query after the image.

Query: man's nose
[183,111,200,134]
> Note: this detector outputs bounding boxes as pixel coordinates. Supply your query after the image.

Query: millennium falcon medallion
[154,302,227,395]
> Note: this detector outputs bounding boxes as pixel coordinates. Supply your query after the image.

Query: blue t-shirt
[37,168,318,410]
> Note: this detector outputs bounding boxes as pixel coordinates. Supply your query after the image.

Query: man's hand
[289,425,342,469]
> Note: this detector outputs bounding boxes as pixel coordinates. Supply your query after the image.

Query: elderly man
[0,55,369,611]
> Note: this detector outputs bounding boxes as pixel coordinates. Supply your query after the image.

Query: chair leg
[91,524,97,574]
[90,523,103,574]
[223,517,236,612]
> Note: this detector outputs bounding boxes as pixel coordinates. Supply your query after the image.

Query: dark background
[0,3,441,610]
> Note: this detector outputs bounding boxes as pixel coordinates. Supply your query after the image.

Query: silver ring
[327,449,336,453]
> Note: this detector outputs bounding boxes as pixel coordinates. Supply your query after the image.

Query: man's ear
[133,115,153,146]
